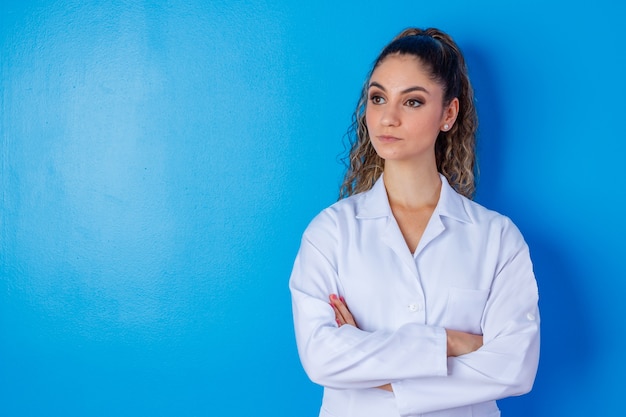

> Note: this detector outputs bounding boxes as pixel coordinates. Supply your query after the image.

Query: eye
[369,95,386,105]
[405,98,423,108]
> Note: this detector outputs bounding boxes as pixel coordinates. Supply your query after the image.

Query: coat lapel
[355,174,472,266]
[414,174,473,257]
[356,176,418,276]
[381,214,420,276]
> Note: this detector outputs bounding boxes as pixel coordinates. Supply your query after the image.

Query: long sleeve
[289,211,448,389]
[392,218,540,416]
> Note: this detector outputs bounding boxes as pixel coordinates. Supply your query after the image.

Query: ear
[441,97,459,131]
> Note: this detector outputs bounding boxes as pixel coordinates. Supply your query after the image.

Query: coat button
[526,313,536,321]
[408,303,421,312]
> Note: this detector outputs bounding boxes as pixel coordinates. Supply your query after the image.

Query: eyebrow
[368,81,430,95]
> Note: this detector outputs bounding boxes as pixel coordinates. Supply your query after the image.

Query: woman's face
[365,54,457,165]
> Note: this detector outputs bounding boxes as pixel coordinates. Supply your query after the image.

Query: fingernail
[336,320,341,326]
[330,294,337,300]
[339,296,345,303]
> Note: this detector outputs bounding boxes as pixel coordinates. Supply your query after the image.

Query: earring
[443,124,449,131]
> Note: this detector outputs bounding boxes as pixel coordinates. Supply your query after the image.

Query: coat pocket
[443,287,490,334]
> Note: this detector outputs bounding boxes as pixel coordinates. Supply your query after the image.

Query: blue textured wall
[1,1,624,416]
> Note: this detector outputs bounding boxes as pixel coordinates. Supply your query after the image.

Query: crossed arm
[329,294,484,392]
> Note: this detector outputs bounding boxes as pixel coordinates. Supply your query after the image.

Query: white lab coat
[289,174,540,417]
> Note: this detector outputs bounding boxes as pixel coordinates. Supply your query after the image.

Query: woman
[289,28,539,417]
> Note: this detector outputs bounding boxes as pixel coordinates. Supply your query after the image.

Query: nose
[381,105,400,127]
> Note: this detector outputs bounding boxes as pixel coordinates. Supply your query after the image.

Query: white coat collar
[355,173,473,224]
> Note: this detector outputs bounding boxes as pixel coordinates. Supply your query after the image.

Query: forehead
[370,54,440,90]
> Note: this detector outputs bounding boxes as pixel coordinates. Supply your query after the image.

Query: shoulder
[439,174,525,246]
[463,195,505,223]
[458,194,526,247]
[302,192,364,240]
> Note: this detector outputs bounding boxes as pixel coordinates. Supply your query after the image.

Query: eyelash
[368,95,423,108]
[405,99,423,108]
[369,95,385,105]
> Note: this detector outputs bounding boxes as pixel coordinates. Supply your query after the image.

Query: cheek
[364,106,375,130]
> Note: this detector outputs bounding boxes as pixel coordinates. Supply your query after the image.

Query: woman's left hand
[329,294,357,327]
[329,294,392,392]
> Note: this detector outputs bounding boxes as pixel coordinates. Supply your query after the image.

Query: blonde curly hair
[339,28,478,199]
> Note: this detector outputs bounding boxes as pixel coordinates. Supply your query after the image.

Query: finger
[330,294,357,327]
[329,295,348,325]
[328,297,345,326]
[332,305,344,325]
[339,296,356,325]
[330,303,345,326]
[341,307,356,327]
[330,294,347,316]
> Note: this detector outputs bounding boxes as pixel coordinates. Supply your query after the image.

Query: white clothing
[289,174,540,417]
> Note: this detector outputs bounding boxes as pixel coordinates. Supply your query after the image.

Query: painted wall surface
[1,0,624,416]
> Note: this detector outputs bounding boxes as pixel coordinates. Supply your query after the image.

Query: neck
[382,160,442,209]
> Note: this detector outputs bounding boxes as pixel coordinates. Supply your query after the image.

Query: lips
[377,135,401,143]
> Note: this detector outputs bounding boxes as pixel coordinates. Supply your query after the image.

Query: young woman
[289,28,540,417]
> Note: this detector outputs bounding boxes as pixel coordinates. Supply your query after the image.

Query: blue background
[1,0,624,416]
